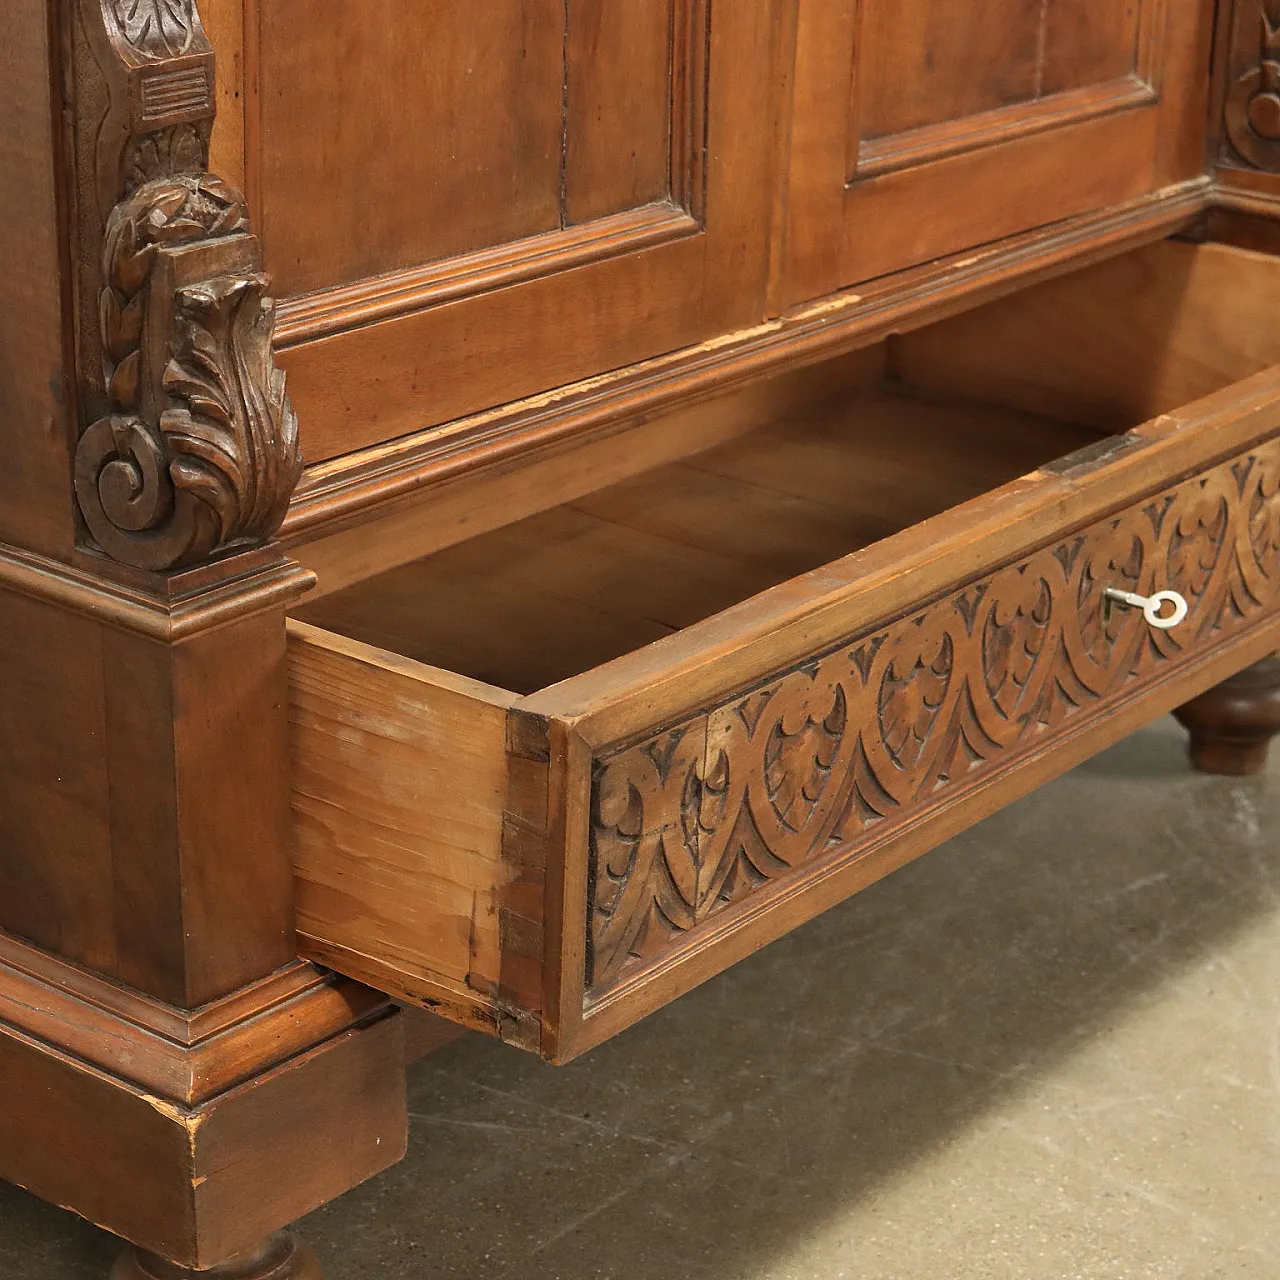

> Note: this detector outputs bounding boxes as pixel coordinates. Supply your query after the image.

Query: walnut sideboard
[4,2,1280,1276]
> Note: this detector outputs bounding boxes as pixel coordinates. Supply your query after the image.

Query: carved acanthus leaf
[75,176,302,570]
[73,0,301,571]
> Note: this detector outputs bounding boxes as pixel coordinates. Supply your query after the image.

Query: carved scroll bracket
[73,0,302,573]
[1225,2,1280,171]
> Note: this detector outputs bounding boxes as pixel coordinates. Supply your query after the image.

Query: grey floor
[3,715,1279,1279]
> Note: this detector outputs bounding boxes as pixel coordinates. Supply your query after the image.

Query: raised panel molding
[851,0,1166,181]
[587,438,1280,994]
[256,0,712,343]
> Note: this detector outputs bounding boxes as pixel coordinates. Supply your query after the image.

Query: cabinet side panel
[0,590,115,969]
[0,0,75,558]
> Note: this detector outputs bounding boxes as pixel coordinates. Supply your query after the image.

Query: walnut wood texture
[282,184,1209,584]
[0,532,416,1274]
[234,1,783,463]
[1173,655,1280,773]
[293,387,1100,694]
[775,0,1214,306]
[0,555,311,1006]
[289,239,1280,1061]
[3,2,1280,1275]
[288,626,544,1048]
[889,240,1280,425]
[0,935,389,1106]
[585,439,1280,991]
[289,347,889,601]
[0,0,77,558]
[0,1,407,1273]
[0,964,405,1270]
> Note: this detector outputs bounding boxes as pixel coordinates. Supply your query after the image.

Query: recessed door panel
[258,1,568,296]
[1041,1,1146,93]
[857,0,1043,143]
[777,0,1215,305]
[207,1,779,461]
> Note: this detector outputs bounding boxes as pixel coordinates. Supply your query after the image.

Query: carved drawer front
[585,443,1280,996]
[288,240,1280,1063]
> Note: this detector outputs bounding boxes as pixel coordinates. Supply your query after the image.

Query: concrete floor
[3,714,1279,1279]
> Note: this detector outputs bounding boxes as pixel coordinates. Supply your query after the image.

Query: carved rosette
[1225,3,1280,170]
[74,0,302,571]
[588,440,1280,992]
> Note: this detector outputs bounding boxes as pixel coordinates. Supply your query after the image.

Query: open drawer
[288,239,1280,1062]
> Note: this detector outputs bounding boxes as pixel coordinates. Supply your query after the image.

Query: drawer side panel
[287,622,545,1047]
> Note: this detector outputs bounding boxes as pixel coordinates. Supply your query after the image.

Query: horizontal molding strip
[0,543,314,641]
[282,177,1211,544]
[856,76,1156,180]
[275,203,700,348]
[0,933,389,1104]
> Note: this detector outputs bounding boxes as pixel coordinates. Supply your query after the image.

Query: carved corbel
[1225,2,1280,171]
[74,0,301,572]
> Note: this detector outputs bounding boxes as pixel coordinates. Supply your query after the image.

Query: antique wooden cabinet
[4,1,1280,1276]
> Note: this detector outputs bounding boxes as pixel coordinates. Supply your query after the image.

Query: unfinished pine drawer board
[288,240,1280,1061]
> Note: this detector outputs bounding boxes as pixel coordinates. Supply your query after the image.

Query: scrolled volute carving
[73,0,301,570]
[75,174,302,571]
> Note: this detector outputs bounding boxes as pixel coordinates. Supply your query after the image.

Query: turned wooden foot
[110,1232,320,1280]
[1173,657,1280,776]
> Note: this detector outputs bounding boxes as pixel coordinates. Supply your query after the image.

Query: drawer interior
[294,238,1280,697]
[297,385,1099,692]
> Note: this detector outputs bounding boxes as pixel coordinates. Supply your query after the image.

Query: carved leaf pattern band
[589,440,1280,992]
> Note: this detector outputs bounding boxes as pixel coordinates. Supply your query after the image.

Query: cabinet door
[207,2,782,463]
[775,0,1215,307]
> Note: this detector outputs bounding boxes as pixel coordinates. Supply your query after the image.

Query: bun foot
[1173,657,1280,776]
[110,1232,320,1280]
